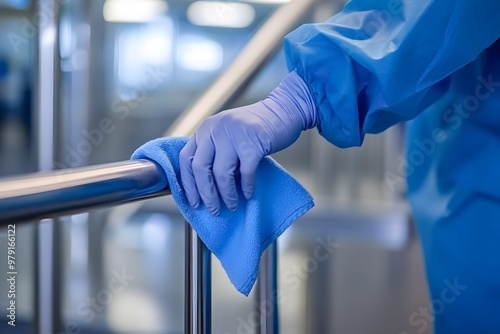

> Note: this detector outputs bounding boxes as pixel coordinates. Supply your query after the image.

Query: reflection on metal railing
[0,160,168,225]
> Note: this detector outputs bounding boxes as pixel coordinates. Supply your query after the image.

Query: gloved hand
[179,70,318,215]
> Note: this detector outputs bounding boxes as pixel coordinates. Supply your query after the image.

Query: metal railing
[0,160,168,224]
[0,0,316,333]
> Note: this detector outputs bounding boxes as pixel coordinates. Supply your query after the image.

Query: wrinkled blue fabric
[132,137,314,296]
[285,0,500,333]
[179,70,317,215]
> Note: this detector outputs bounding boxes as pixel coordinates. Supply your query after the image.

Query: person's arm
[284,0,500,147]
[180,0,500,214]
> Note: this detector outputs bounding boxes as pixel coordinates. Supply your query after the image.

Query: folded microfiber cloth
[131,137,314,296]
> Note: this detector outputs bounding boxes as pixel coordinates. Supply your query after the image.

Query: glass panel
[58,202,186,333]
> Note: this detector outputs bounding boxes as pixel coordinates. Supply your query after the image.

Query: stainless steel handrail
[0,159,169,225]
[186,225,212,334]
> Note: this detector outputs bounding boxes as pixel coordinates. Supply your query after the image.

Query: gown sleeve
[284,0,500,147]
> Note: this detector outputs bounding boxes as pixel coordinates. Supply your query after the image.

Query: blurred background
[0,0,432,333]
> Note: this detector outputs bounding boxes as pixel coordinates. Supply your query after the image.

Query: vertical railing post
[185,223,211,334]
[34,0,62,333]
[257,241,279,334]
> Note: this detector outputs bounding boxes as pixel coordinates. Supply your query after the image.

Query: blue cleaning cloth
[132,137,314,296]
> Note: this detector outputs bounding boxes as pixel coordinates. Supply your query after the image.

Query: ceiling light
[103,0,168,23]
[187,1,255,29]
[177,35,223,72]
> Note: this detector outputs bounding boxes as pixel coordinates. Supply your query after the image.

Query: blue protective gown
[284,1,500,333]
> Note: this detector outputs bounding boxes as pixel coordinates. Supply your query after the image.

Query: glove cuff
[268,70,318,131]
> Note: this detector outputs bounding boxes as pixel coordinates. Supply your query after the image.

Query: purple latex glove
[179,70,318,215]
